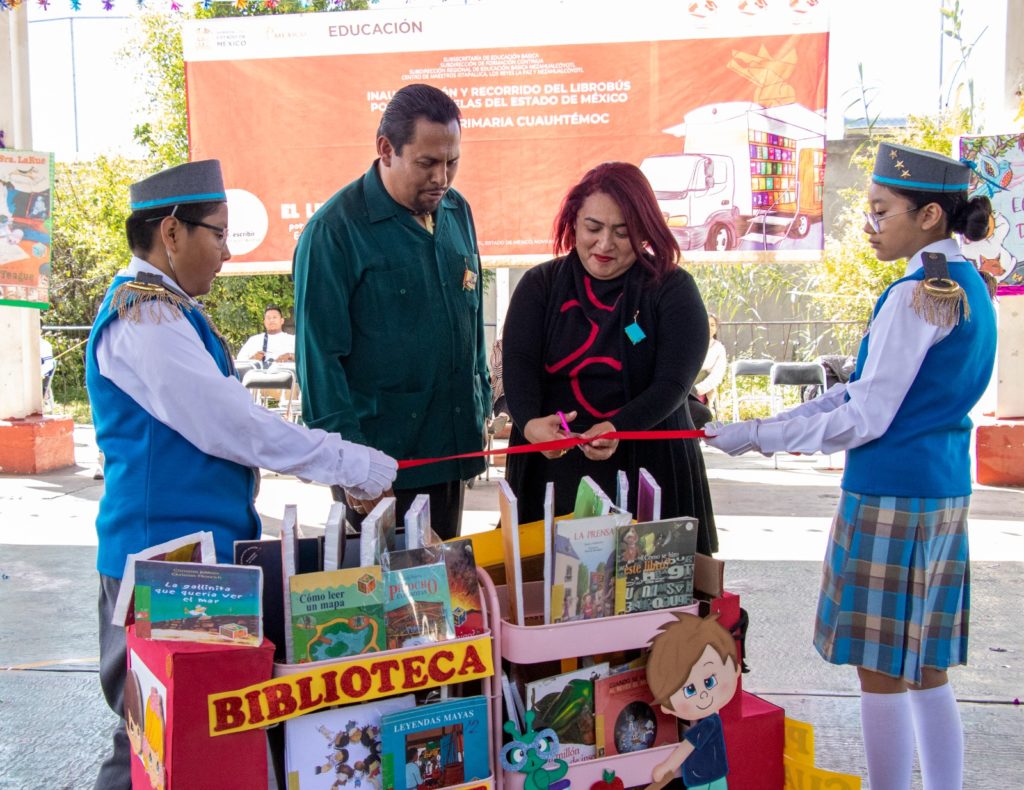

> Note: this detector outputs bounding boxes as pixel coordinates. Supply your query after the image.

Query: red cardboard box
[126,625,275,790]
[722,691,786,789]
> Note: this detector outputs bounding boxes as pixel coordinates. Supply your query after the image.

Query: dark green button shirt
[293,162,490,488]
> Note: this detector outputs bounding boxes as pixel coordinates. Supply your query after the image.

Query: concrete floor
[1,427,1022,788]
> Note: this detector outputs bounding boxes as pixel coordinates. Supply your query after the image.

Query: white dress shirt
[237,330,295,362]
[694,339,727,397]
[95,257,371,487]
[757,238,960,456]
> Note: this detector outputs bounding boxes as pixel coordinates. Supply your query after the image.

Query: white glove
[344,445,398,500]
[703,419,766,456]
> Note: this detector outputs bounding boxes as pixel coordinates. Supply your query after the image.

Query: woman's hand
[523,410,577,459]
[580,420,618,461]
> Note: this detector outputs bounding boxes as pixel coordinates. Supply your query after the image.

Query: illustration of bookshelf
[273,566,502,790]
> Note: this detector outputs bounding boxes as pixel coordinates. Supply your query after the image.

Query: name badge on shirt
[625,311,646,345]
[462,257,479,291]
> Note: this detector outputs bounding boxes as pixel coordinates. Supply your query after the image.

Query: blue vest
[842,261,996,498]
[86,276,260,578]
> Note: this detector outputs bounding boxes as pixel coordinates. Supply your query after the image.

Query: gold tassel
[110,281,191,324]
[911,278,970,328]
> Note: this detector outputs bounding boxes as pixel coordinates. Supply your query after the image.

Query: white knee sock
[908,683,964,790]
[860,691,914,790]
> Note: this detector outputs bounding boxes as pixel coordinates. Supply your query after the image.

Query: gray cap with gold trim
[872,143,970,194]
[129,160,226,212]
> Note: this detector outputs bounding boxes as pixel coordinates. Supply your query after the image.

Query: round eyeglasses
[863,206,920,234]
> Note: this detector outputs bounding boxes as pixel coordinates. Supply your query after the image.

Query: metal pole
[69,18,80,153]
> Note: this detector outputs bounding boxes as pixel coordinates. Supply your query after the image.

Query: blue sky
[22,0,1008,158]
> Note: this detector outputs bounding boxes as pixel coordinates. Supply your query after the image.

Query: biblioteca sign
[207,636,493,735]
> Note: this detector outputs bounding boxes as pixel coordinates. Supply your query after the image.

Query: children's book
[285,694,415,790]
[594,668,678,758]
[525,662,610,764]
[614,517,699,614]
[112,531,216,627]
[439,539,485,638]
[234,536,322,663]
[361,497,397,567]
[551,515,619,623]
[637,468,662,522]
[404,494,432,549]
[542,482,555,626]
[382,557,455,650]
[133,560,262,646]
[289,566,386,663]
[323,502,347,572]
[380,696,490,790]
[498,479,525,626]
[386,539,482,638]
[573,476,611,518]
[280,505,302,663]
[616,470,629,512]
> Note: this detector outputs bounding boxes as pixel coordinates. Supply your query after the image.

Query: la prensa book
[383,560,455,650]
[614,517,699,614]
[525,662,610,765]
[380,696,490,790]
[133,560,262,646]
[594,667,678,758]
[551,514,619,622]
[284,694,416,790]
[289,566,386,663]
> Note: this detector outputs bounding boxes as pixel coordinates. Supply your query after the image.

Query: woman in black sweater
[502,162,717,555]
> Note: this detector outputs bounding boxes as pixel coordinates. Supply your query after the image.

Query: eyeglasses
[177,218,229,249]
[863,206,920,234]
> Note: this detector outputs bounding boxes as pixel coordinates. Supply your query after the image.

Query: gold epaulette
[911,252,969,328]
[110,272,190,324]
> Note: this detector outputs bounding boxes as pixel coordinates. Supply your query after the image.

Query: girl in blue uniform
[706,143,996,789]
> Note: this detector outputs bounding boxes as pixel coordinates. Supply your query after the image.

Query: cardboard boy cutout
[645,612,741,790]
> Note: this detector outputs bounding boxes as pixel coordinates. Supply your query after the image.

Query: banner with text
[184,0,828,273]
[0,150,52,309]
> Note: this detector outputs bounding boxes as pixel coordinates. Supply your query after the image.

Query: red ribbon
[397,429,706,469]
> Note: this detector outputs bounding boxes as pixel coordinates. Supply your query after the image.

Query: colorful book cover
[289,566,386,663]
[551,514,619,622]
[383,562,455,650]
[380,696,490,790]
[594,668,679,758]
[637,468,662,522]
[386,540,483,638]
[614,517,699,614]
[285,694,416,790]
[573,475,610,518]
[525,662,609,764]
[133,560,262,646]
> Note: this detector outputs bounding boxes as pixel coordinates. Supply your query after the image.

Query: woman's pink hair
[552,161,680,280]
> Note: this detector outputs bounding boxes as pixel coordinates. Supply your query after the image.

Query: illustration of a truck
[640,102,826,251]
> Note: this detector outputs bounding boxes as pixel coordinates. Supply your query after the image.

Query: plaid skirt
[813,490,970,684]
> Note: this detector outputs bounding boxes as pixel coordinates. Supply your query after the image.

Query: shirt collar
[123,256,195,303]
[904,238,964,276]
[362,159,458,224]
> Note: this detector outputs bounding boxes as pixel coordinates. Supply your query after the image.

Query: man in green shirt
[293,83,489,539]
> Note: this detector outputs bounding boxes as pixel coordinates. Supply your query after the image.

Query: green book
[288,566,386,663]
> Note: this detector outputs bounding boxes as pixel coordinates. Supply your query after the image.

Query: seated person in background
[40,335,55,398]
[237,304,295,367]
[687,312,727,429]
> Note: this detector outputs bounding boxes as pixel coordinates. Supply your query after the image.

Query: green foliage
[128,12,189,167]
[203,275,296,350]
[46,156,150,408]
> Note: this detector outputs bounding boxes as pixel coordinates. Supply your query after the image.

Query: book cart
[271,565,504,790]
[480,568,785,790]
